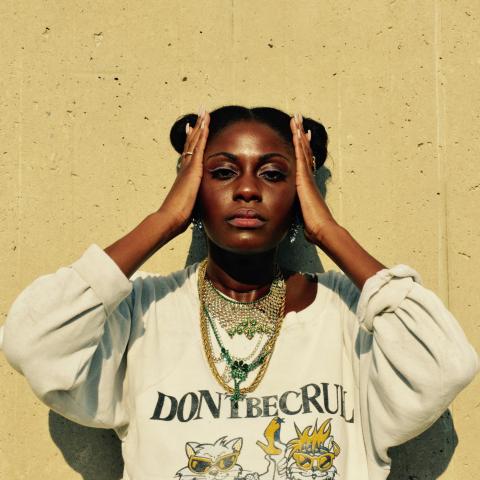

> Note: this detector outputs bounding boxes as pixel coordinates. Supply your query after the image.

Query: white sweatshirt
[1,244,478,480]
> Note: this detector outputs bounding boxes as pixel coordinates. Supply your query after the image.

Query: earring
[288,222,300,243]
[191,218,204,231]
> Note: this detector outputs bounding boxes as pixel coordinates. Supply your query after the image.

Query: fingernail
[198,105,205,117]
[299,113,303,123]
[201,120,205,129]
[186,122,190,135]
[307,129,312,141]
[294,113,299,125]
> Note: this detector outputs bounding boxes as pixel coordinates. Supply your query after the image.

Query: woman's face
[198,120,297,254]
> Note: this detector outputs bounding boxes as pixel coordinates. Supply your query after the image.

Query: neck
[205,242,278,302]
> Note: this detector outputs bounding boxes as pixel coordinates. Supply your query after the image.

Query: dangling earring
[191,217,204,231]
[288,222,300,243]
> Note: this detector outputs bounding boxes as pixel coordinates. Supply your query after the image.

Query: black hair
[169,105,328,169]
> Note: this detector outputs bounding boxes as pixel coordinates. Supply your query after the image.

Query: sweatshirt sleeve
[336,265,479,471]
[1,244,134,432]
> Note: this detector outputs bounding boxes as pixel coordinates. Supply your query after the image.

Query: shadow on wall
[49,411,124,480]
[387,410,458,479]
[48,166,458,479]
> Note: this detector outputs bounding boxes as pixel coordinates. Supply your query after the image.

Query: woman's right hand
[157,109,210,237]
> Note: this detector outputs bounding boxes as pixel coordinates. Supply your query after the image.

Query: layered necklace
[198,259,286,407]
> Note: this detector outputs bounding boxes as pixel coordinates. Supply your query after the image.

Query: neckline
[190,263,320,327]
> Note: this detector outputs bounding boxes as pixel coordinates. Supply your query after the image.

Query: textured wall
[0,1,479,478]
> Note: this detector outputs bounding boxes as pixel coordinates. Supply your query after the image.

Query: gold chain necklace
[204,273,284,339]
[198,259,286,407]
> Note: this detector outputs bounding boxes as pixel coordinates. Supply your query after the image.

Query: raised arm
[290,113,386,289]
[291,113,479,473]
[1,110,211,430]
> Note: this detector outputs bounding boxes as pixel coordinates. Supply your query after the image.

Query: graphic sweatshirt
[1,244,478,480]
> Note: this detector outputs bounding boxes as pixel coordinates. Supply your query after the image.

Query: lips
[226,208,266,228]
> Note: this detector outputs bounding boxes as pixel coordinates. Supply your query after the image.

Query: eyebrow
[205,152,291,162]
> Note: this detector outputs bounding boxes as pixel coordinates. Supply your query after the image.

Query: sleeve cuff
[70,244,133,316]
[356,264,423,332]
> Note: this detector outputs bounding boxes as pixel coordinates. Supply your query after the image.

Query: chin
[206,229,285,255]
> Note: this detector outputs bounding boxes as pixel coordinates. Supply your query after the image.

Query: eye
[260,169,286,182]
[293,453,312,470]
[210,167,237,180]
[189,457,212,473]
[319,454,334,471]
[217,454,236,470]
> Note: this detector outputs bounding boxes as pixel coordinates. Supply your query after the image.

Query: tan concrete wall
[0,0,478,478]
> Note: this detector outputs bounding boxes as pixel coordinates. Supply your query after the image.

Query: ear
[324,436,333,450]
[185,442,199,458]
[332,440,341,457]
[228,437,243,453]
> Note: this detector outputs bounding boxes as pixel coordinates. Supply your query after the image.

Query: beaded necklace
[198,259,286,407]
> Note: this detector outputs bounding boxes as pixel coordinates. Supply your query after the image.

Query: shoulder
[317,270,362,315]
[123,263,201,338]
[284,268,361,316]
[316,270,360,300]
[129,262,200,302]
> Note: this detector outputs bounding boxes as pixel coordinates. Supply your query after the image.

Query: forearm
[315,222,386,290]
[104,210,178,279]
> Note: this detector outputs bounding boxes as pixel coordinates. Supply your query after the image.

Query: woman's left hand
[290,113,339,245]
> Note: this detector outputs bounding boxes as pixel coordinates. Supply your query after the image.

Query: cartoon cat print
[175,436,259,480]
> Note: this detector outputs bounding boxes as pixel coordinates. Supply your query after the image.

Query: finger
[289,115,298,138]
[191,112,210,164]
[297,114,314,172]
[189,111,209,154]
[306,130,316,171]
[292,115,312,174]
[184,112,205,155]
[291,117,308,175]
[300,133,314,172]
[183,123,193,153]
[183,108,205,148]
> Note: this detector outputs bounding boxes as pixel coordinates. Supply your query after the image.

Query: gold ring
[312,155,316,171]
[183,151,194,157]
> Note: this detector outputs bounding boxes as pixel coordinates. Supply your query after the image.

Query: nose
[232,172,262,203]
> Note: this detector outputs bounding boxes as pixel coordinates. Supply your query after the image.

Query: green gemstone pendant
[228,360,250,407]
[231,379,243,408]
[231,360,249,382]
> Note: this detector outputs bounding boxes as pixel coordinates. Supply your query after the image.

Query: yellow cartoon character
[285,419,340,479]
[256,417,340,479]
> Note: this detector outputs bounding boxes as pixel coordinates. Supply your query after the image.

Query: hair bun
[170,113,199,154]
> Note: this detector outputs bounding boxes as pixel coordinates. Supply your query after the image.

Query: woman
[2,105,478,480]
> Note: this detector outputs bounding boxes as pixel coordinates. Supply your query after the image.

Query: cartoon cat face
[176,436,243,480]
[285,419,340,480]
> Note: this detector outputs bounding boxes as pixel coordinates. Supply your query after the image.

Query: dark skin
[197,120,317,314]
[105,109,386,312]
